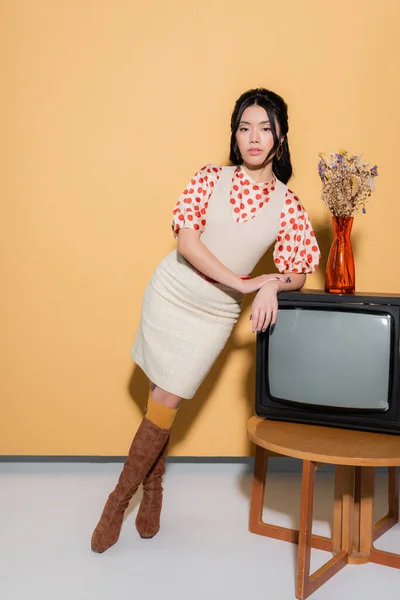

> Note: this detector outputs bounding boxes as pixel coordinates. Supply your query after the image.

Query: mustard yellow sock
[145,396,178,430]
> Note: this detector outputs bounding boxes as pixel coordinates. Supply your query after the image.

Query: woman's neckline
[237,164,276,186]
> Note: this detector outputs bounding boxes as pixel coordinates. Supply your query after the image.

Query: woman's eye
[239,127,249,132]
[263,127,271,132]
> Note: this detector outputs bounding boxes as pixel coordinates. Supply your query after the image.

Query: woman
[91,88,321,553]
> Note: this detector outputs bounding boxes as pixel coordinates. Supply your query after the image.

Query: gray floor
[1,460,399,600]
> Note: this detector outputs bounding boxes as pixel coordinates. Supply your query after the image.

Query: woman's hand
[241,274,291,294]
[250,281,280,333]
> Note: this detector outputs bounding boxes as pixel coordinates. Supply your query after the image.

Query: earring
[276,144,284,161]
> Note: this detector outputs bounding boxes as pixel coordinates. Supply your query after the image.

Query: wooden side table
[247,417,400,599]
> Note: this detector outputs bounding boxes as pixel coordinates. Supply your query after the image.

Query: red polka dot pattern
[272,187,321,274]
[229,169,274,224]
[172,164,274,230]
[171,165,321,274]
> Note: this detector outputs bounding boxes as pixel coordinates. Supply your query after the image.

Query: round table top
[247,417,400,467]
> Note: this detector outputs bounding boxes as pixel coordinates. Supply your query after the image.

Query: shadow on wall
[127,316,258,456]
[127,215,359,455]
[314,217,332,277]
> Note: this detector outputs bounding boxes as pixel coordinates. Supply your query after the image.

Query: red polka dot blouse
[172,164,321,274]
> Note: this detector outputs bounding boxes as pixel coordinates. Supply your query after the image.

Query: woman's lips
[248,149,263,155]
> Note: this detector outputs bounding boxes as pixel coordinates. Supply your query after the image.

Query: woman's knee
[150,384,183,409]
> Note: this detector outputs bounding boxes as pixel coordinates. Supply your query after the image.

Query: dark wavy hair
[229,88,293,184]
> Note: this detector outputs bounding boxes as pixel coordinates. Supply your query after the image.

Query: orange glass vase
[325,216,355,294]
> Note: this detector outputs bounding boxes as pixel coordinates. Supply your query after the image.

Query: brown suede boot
[91,418,170,553]
[135,436,169,539]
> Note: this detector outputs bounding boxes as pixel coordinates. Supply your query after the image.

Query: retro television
[255,290,400,435]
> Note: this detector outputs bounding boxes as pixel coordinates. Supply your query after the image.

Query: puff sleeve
[273,189,321,274]
[171,165,222,238]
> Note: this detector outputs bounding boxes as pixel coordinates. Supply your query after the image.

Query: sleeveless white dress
[131,166,288,399]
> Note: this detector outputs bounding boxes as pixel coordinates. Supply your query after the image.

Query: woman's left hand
[250,281,279,333]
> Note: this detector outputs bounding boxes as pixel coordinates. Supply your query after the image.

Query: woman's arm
[269,272,306,293]
[250,273,306,333]
[177,229,289,294]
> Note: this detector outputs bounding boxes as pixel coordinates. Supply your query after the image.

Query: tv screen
[267,308,392,411]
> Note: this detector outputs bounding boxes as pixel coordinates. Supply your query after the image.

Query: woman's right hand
[240,274,290,294]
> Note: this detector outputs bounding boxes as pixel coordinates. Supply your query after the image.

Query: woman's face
[235,104,281,167]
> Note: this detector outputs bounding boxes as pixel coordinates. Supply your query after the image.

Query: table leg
[345,466,400,568]
[296,461,348,600]
[374,467,399,542]
[359,467,374,556]
[333,465,355,553]
[346,467,378,563]
[370,466,400,569]
[249,446,332,550]
[352,467,361,554]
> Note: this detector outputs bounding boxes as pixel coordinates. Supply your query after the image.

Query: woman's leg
[135,385,182,538]
[91,383,182,553]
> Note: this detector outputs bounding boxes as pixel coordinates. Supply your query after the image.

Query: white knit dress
[131,167,288,399]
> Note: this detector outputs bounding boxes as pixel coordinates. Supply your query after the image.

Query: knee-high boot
[91,417,170,553]
[135,435,170,539]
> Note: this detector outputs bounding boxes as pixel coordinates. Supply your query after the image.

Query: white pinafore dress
[131,167,288,399]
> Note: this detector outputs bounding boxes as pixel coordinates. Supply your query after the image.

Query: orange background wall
[1,0,399,456]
